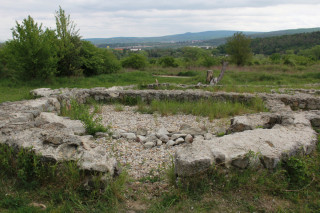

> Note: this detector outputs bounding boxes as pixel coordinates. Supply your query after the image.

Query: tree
[4,16,57,80]
[80,41,121,76]
[55,6,82,76]
[158,56,178,68]
[226,32,252,66]
[122,53,147,70]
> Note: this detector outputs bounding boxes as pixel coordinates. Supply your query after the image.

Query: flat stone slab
[0,96,119,176]
[38,112,86,135]
[175,112,318,177]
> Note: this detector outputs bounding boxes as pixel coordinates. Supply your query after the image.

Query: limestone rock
[157,127,169,136]
[112,132,121,139]
[175,123,317,176]
[179,124,207,135]
[121,132,136,140]
[171,134,187,140]
[175,141,214,177]
[174,138,185,145]
[166,140,175,147]
[227,113,281,134]
[95,132,109,138]
[204,133,213,140]
[156,139,163,146]
[145,134,158,143]
[159,134,169,143]
[136,135,147,143]
[136,127,148,136]
[185,134,193,143]
[193,135,204,142]
[144,141,155,148]
[38,112,85,135]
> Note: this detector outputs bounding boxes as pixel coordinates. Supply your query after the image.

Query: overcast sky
[1,0,320,41]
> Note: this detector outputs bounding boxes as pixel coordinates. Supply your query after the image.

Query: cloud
[0,0,320,41]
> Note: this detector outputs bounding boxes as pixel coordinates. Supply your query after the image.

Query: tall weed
[60,99,109,135]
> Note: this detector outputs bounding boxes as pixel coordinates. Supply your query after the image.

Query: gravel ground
[99,105,229,179]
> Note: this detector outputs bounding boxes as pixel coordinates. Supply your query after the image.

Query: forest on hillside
[250,31,320,55]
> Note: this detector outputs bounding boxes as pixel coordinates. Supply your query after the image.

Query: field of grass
[0,71,194,103]
[1,64,320,103]
[136,98,267,120]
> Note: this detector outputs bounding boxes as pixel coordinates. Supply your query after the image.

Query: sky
[0,0,320,41]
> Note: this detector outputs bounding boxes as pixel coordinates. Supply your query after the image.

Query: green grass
[0,144,128,212]
[137,98,267,120]
[1,64,320,103]
[60,99,109,135]
[113,103,124,112]
[146,132,320,213]
[0,71,195,103]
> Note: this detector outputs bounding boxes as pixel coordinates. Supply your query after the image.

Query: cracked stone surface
[1,87,319,178]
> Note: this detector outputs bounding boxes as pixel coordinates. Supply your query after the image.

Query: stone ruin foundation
[0,86,319,178]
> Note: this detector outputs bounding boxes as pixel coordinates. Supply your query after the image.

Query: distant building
[130,48,142,52]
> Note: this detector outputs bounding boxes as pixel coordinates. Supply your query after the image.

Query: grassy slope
[0,71,193,103]
[1,64,320,103]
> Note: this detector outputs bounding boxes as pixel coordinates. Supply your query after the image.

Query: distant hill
[250,27,320,38]
[84,27,320,47]
[201,27,320,47]
[85,30,259,45]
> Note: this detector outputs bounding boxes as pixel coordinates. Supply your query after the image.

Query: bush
[199,55,219,67]
[122,53,147,70]
[80,41,121,76]
[177,71,198,76]
[270,53,281,64]
[283,55,296,66]
[159,56,178,68]
[0,143,128,211]
[283,156,311,189]
[0,145,57,188]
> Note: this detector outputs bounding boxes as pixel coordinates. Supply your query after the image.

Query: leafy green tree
[270,53,281,64]
[80,41,104,76]
[55,6,82,76]
[226,32,252,66]
[182,47,203,67]
[3,16,57,80]
[122,53,147,69]
[199,54,219,67]
[80,41,121,76]
[0,45,6,78]
[99,49,121,74]
[159,56,178,68]
[299,45,320,61]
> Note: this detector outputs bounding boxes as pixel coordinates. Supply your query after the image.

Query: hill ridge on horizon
[84,27,320,45]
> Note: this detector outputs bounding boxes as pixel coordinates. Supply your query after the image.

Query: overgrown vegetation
[0,133,319,212]
[147,133,320,212]
[0,144,128,212]
[60,99,109,135]
[136,98,267,120]
[0,7,121,81]
[226,32,252,66]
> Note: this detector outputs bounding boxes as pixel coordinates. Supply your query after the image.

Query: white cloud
[0,0,320,41]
